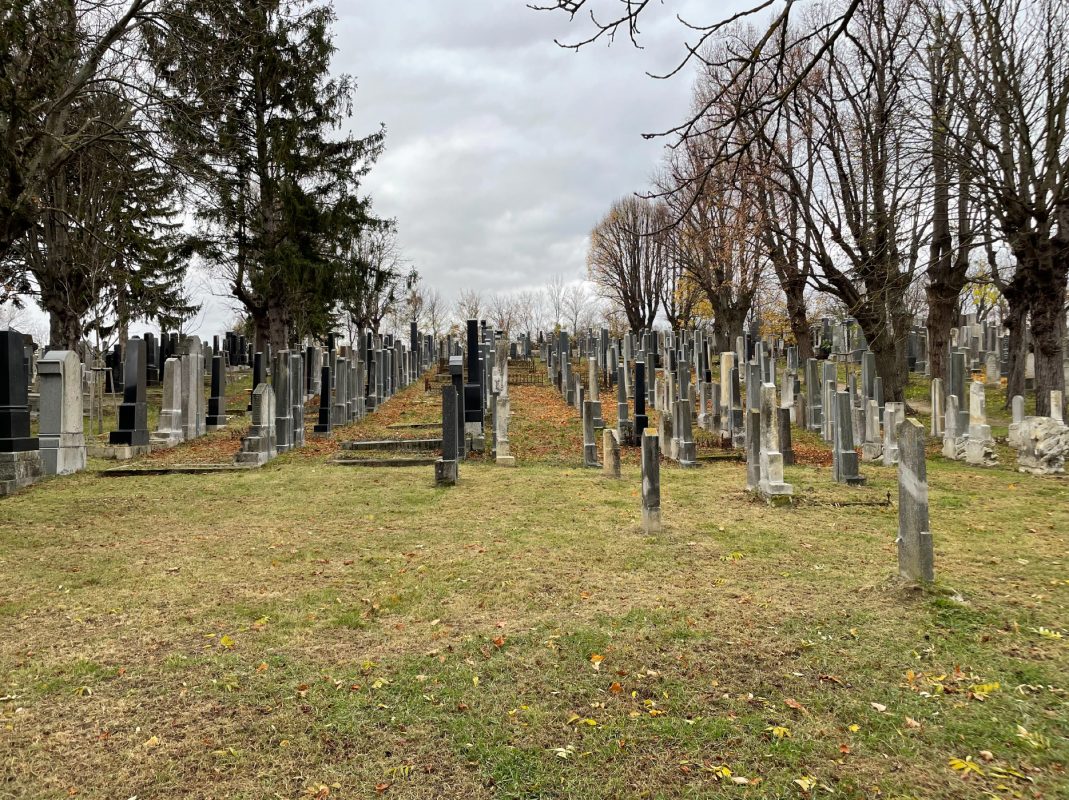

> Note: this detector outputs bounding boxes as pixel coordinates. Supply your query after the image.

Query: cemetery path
[508,384,584,465]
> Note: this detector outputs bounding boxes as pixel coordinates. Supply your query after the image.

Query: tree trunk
[47,302,84,351]
[1003,298,1028,408]
[267,304,289,353]
[1030,280,1066,417]
[925,286,958,386]
[783,278,812,362]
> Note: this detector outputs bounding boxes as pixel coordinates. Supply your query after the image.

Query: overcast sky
[14,0,726,339]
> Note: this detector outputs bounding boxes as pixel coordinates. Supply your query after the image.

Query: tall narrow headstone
[832,390,865,485]
[495,393,515,467]
[236,383,277,465]
[436,385,459,486]
[205,354,227,431]
[109,338,149,447]
[758,384,792,501]
[641,432,661,533]
[313,365,332,436]
[602,428,621,478]
[153,357,185,447]
[897,418,934,582]
[882,402,905,466]
[272,351,292,453]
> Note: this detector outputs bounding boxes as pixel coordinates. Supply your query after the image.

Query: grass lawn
[1,374,1067,799]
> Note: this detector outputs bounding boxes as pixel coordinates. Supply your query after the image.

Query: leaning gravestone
[37,350,86,475]
[109,338,150,450]
[0,330,42,495]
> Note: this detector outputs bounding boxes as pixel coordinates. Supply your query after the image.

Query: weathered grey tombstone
[778,407,794,466]
[180,338,206,441]
[746,408,761,491]
[495,393,515,467]
[930,377,944,437]
[152,357,184,447]
[640,432,661,533]
[965,381,997,465]
[897,418,934,583]
[942,394,963,460]
[436,384,459,485]
[882,402,905,466]
[37,350,86,475]
[861,398,882,462]
[1008,394,1025,448]
[109,337,149,447]
[676,391,697,467]
[206,354,227,431]
[985,353,1000,385]
[331,356,348,427]
[290,352,305,448]
[832,390,866,485]
[582,398,600,468]
[235,384,277,466]
[758,384,792,502]
[1051,390,1064,424]
[273,351,292,453]
[588,356,604,429]
[602,427,621,479]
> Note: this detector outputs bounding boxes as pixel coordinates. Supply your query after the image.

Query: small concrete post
[897,418,934,583]
[641,432,661,533]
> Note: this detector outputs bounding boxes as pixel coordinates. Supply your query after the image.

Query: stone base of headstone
[86,443,151,461]
[40,432,86,476]
[591,400,604,430]
[206,421,228,433]
[465,422,484,453]
[641,506,661,533]
[630,417,644,444]
[678,441,697,468]
[583,442,600,468]
[435,457,458,486]
[0,450,42,496]
[496,454,516,467]
[602,428,621,478]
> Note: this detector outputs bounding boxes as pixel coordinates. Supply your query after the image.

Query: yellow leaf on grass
[590,654,604,671]
[794,775,817,792]
[765,725,791,740]
[220,635,235,650]
[948,756,984,777]
[472,676,480,688]
[142,736,160,750]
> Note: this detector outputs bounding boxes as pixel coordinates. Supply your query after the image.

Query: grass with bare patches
[1,369,1068,799]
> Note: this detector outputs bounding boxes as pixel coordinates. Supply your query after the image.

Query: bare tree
[587,195,664,332]
[563,282,598,334]
[486,292,517,333]
[423,288,448,338]
[543,272,568,331]
[454,289,483,326]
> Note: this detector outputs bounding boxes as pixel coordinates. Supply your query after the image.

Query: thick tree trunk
[783,278,812,362]
[1003,298,1028,408]
[267,303,289,353]
[45,300,84,352]
[925,287,959,386]
[855,307,908,402]
[1030,282,1066,417]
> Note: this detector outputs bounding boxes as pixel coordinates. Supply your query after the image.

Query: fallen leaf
[870,702,887,713]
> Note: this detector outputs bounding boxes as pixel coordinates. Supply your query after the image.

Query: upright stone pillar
[588,357,604,429]
[746,408,761,490]
[436,385,459,486]
[832,390,865,485]
[640,432,661,533]
[273,351,292,453]
[930,377,944,437]
[290,352,305,448]
[634,360,648,440]
[676,390,697,467]
[942,394,962,460]
[582,396,600,468]
[1008,394,1025,448]
[602,428,621,478]
[965,381,996,465]
[152,357,185,448]
[37,350,85,475]
[180,338,206,441]
[897,418,934,583]
[778,407,794,466]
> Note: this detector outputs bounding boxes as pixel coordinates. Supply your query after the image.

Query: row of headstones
[435,322,517,484]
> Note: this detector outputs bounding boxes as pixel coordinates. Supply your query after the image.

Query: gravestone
[930,377,944,437]
[290,352,305,448]
[436,385,459,486]
[588,357,604,429]
[778,407,794,466]
[332,357,348,427]
[602,428,621,478]
[942,394,964,460]
[0,331,42,495]
[634,360,648,440]
[640,432,661,533]
[152,357,184,448]
[676,391,697,467]
[832,390,865,485]
[746,408,761,491]
[205,354,227,431]
[1015,416,1069,475]
[495,393,515,467]
[882,402,905,466]
[897,418,934,582]
[758,384,792,502]
[861,398,882,462]
[582,396,600,468]
[1008,394,1025,448]
[235,384,277,465]
[180,338,206,441]
[273,351,293,453]
[964,382,997,465]
[38,350,85,475]
[313,365,332,436]
[109,337,149,447]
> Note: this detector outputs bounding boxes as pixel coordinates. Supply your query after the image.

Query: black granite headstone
[109,337,148,446]
[0,330,38,452]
